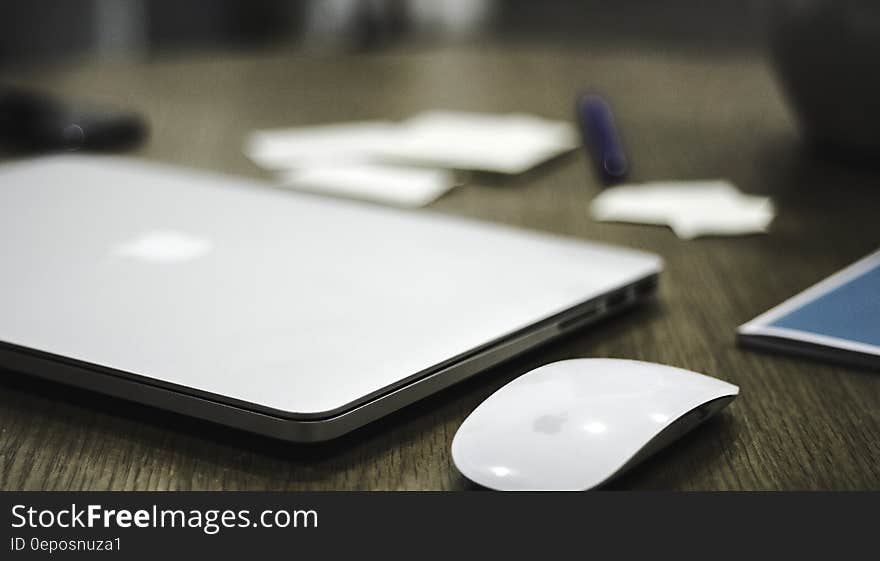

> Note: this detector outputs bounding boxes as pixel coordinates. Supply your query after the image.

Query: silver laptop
[0,156,661,441]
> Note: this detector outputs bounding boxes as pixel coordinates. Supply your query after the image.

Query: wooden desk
[2,44,878,490]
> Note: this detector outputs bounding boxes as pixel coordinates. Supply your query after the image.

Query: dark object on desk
[0,87,147,153]
[768,0,880,163]
[576,92,628,185]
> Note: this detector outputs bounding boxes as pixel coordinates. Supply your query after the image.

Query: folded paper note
[590,179,774,239]
[244,111,578,207]
[371,110,579,174]
[278,163,456,208]
[245,111,578,175]
[244,121,399,170]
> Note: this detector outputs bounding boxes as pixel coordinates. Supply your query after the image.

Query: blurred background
[5,1,879,162]
[1,0,879,185]
[1,0,763,65]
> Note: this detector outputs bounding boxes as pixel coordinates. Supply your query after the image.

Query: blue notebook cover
[737,249,880,369]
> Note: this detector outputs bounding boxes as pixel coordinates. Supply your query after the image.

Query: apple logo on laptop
[111,230,213,263]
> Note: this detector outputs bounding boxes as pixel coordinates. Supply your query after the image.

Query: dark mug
[769,0,880,163]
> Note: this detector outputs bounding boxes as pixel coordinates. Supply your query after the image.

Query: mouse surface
[451,359,738,491]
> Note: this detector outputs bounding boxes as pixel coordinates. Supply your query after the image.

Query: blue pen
[576,92,628,185]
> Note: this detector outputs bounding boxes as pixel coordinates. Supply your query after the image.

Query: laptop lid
[0,156,660,418]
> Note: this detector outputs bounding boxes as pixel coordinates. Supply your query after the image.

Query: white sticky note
[669,196,774,239]
[374,110,579,174]
[590,179,775,239]
[244,121,400,170]
[277,163,456,208]
[245,111,578,175]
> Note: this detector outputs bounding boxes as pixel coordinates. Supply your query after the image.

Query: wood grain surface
[1,43,879,490]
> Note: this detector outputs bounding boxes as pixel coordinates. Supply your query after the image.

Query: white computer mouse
[451,358,738,491]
